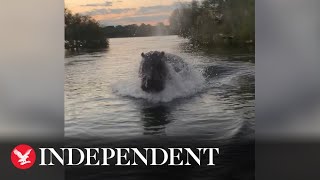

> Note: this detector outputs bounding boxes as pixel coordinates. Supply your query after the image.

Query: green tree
[169,0,255,48]
[65,8,108,50]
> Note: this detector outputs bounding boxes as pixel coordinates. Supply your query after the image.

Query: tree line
[169,0,254,48]
[103,23,176,38]
[65,8,108,50]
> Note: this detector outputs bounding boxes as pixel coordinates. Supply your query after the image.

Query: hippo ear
[160,51,165,57]
[141,52,145,57]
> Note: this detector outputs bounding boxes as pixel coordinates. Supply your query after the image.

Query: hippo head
[139,51,168,93]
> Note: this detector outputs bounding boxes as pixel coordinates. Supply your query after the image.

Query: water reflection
[65,48,109,58]
[202,65,234,79]
[140,105,172,135]
[236,74,255,97]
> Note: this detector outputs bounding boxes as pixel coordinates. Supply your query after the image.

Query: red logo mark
[11,144,36,170]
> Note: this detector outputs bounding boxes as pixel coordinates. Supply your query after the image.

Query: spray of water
[112,61,205,103]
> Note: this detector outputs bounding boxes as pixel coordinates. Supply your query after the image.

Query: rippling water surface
[65,35,254,141]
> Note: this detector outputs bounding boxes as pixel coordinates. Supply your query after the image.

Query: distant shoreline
[107,34,178,39]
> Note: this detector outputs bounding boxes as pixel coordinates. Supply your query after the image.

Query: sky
[65,0,191,26]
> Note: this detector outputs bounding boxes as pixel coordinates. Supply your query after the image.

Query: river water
[65,35,254,141]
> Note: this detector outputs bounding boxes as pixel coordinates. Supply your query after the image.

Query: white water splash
[112,63,205,103]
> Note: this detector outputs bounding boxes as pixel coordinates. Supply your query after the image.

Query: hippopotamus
[139,51,189,93]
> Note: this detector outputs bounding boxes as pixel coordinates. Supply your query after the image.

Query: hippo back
[162,53,189,73]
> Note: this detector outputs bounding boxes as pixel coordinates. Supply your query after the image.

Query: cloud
[81,1,113,7]
[83,3,182,16]
[137,4,179,14]
[84,8,136,16]
[100,15,170,25]
[80,2,187,25]
[110,8,135,14]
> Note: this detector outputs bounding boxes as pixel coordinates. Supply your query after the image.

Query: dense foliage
[65,9,108,50]
[169,0,255,48]
[102,23,175,38]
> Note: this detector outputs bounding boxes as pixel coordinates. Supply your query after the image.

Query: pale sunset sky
[65,0,191,26]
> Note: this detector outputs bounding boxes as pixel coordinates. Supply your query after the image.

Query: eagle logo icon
[13,148,32,165]
[11,144,36,169]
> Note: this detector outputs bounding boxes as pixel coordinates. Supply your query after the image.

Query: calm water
[65,35,254,141]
